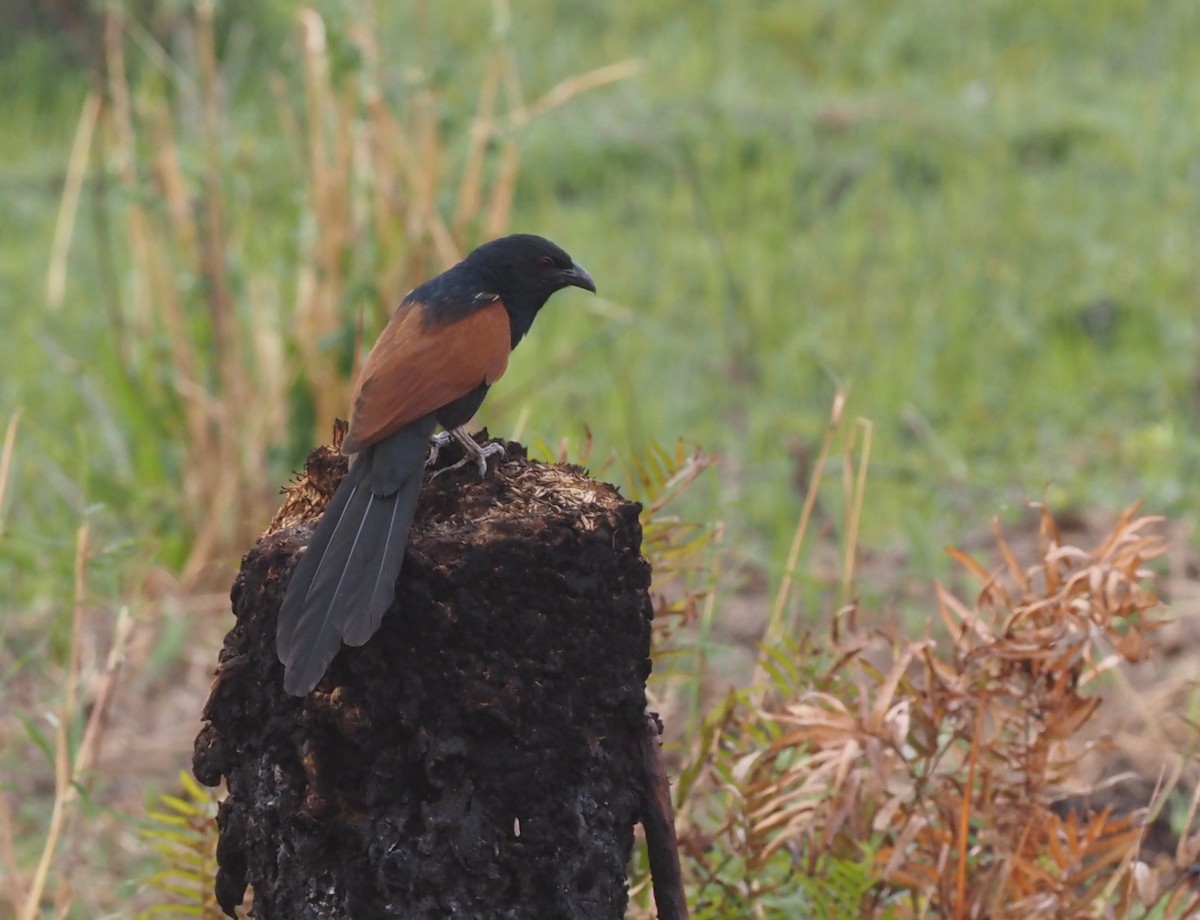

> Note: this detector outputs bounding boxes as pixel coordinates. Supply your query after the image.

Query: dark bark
[193,434,657,919]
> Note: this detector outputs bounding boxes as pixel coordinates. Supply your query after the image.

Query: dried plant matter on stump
[193,435,656,919]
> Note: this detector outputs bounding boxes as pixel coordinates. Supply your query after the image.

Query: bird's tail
[276,418,435,695]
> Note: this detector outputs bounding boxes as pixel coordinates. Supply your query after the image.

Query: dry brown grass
[5,5,636,915]
[629,411,1200,918]
[1,519,136,920]
[610,399,1198,916]
[70,2,636,584]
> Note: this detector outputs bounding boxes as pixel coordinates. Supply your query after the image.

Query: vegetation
[1,1,1197,916]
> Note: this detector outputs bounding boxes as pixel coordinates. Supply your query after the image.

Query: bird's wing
[342,299,511,454]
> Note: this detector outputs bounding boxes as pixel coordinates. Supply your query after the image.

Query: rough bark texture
[193,433,655,920]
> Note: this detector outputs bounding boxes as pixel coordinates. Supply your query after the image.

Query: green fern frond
[137,771,227,920]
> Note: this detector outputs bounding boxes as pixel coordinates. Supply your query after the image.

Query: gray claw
[426,430,454,468]
[430,428,505,478]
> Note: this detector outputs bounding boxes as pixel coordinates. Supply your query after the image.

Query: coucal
[276,234,596,695]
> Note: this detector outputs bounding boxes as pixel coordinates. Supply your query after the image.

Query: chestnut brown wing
[341,299,511,455]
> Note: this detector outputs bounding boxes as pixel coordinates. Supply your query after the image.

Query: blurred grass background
[4,0,1198,584]
[1,0,1198,913]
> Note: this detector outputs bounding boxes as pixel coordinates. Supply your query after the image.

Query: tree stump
[193,435,656,919]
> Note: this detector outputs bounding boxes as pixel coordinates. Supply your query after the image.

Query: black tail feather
[342,472,422,647]
[276,417,435,695]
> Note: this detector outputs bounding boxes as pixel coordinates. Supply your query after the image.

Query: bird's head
[466,234,596,344]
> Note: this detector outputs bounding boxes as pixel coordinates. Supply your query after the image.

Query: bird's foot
[425,430,454,468]
[430,428,505,479]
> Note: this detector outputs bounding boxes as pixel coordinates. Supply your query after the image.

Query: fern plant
[138,771,227,919]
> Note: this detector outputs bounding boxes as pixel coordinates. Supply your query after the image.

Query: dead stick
[638,714,689,920]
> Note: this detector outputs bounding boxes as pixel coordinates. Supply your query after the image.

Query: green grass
[5,1,1199,584]
[503,0,1200,566]
[412,0,1173,553]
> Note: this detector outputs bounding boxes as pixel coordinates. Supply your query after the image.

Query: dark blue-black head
[464,234,595,344]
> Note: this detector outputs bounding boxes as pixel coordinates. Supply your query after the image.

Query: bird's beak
[562,262,597,294]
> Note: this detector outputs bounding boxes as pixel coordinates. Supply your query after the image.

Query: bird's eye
[538,256,555,270]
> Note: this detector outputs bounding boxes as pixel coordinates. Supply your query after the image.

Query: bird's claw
[425,431,454,469]
[468,441,506,477]
[428,429,505,479]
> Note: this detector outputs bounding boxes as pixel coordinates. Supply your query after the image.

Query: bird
[276,234,596,696]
